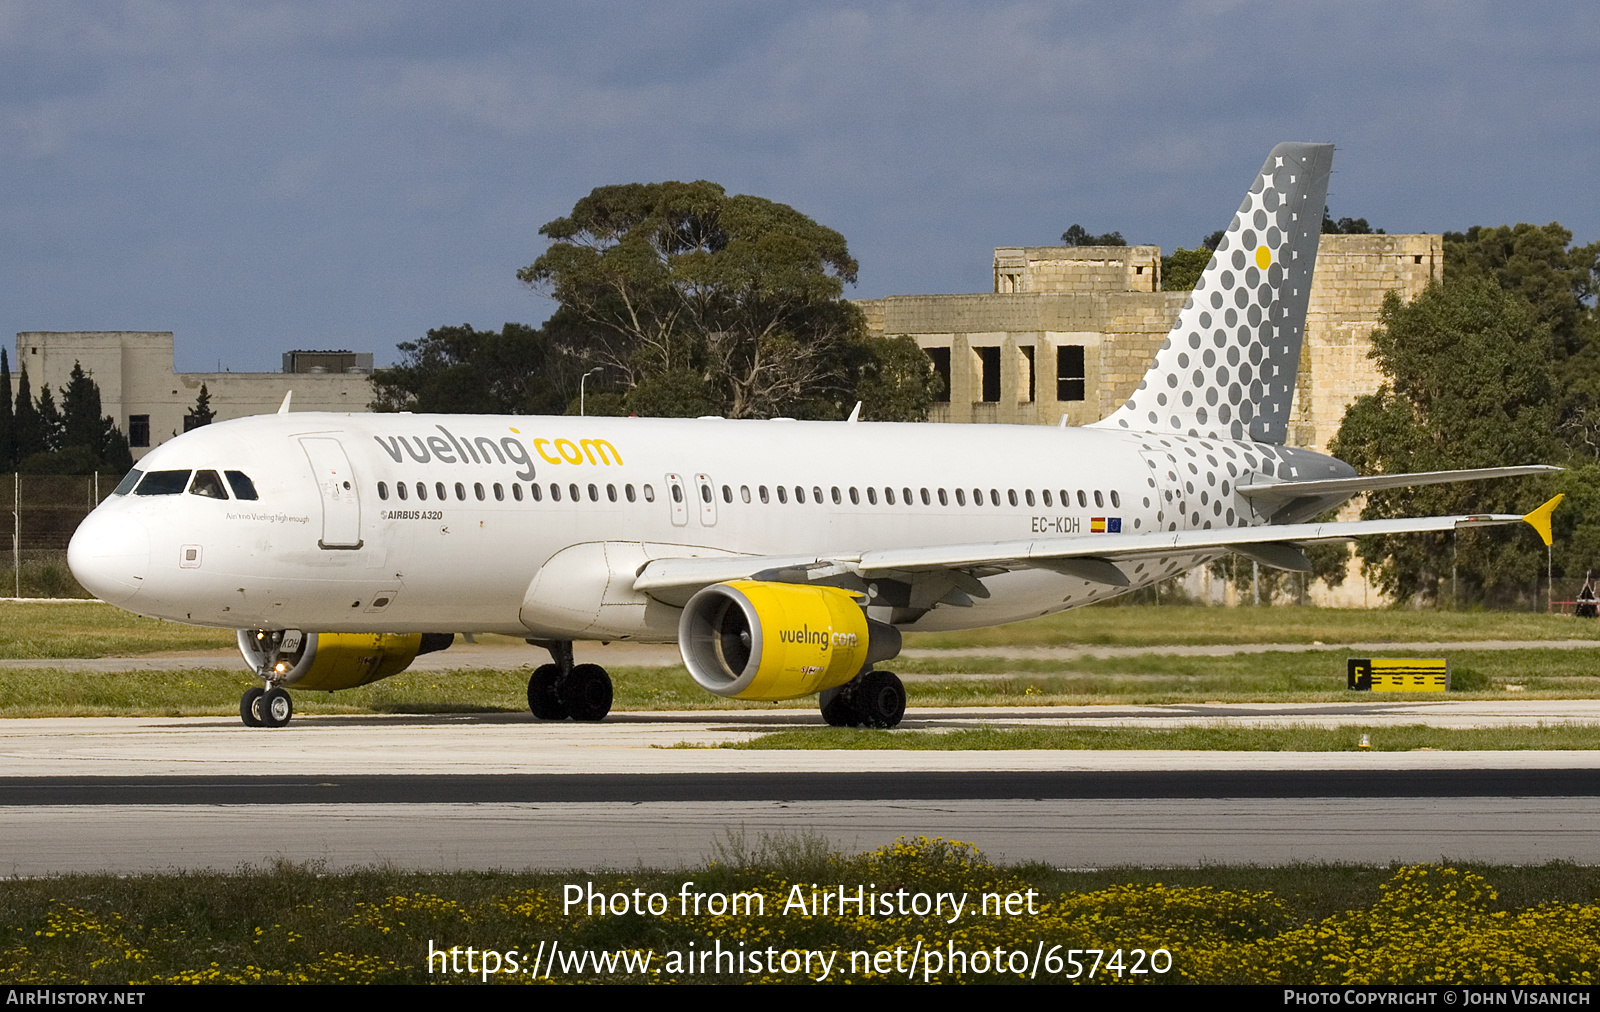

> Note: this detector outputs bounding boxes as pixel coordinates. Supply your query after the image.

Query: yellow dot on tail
[1255,246,1271,269]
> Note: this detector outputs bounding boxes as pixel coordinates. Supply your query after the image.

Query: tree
[39,362,133,474]
[0,349,13,470]
[12,367,45,460]
[372,323,571,414]
[1329,277,1562,605]
[35,383,63,454]
[522,181,903,420]
[185,383,215,430]
[1060,224,1125,246]
[1323,207,1384,235]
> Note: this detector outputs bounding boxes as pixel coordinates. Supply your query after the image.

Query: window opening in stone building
[926,347,951,402]
[1020,345,1035,402]
[977,346,1001,402]
[129,415,150,448]
[1057,345,1086,401]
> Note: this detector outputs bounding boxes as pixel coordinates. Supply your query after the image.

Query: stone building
[13,332,374,461]
[858,233,1442,456]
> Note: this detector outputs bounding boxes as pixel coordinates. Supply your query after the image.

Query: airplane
[66,142,1562,730]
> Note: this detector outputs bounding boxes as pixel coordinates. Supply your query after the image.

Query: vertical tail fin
[1095,142,1333,444]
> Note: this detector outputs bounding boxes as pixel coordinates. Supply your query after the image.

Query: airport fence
[1,472,114,599]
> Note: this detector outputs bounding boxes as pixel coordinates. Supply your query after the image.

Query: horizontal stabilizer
[1235,465,1562,503]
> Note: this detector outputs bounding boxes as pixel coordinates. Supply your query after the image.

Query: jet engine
[678,581,901,700]
[237,630,454,691]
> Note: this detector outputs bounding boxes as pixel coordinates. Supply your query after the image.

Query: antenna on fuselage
[277,391,293,414]
[846,401,862,423]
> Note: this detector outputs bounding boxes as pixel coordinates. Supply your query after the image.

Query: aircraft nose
[68,509,150,605]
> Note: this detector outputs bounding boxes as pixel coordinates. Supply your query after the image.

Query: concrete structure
[14,332,374,460]
[859,234,1440,454]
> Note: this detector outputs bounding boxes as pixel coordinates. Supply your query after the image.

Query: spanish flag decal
[1090,517,1106,533]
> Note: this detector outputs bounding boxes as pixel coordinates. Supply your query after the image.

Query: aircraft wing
[632,497,1561,600]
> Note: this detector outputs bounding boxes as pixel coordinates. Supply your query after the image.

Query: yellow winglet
[1523,494,1563,547]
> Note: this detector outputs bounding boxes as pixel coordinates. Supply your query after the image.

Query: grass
[1,842,1598,984]
[0,601,234,658]
[729,724,1600,751]
[3,600,1597,662]
[905,604,1600,649]
[3,646,1599,717]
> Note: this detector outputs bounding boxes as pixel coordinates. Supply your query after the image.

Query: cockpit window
[112,469,144,496]
[188,470,229,499]
[134,470,192,496]
[225,471,259,501]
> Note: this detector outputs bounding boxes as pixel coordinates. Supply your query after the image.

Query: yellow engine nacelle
[678,581,901,700]
[237,630,448,691]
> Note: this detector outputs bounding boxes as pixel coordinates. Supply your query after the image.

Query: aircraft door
[665,473,689,527]
[301,437,364,549]
[694,473,717,526]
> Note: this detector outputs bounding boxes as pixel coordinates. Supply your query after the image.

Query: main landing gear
[239,685,294,728]
[526,640,613,722]
[820,669,907,729]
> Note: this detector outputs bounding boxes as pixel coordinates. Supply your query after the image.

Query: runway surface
[2,705,1599,873]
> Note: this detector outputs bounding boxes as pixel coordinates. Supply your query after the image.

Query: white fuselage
[68,411,1354,640]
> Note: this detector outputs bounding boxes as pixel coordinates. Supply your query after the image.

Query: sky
[4,1,1598,372]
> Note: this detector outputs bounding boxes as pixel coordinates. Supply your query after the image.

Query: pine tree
[12,367,45,460]
[61,361,105,458]
[185,383,215,430]
[0,349,13,470]
[35,384,63,454]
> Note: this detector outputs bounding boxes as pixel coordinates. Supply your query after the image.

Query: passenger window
[188,470,228,499]
[1043,490,1052,507]
[397,482,408,501]
[722,485,732,504]
[435,482,447,500]
[884,488,894,505]
[625,484,636,503]
[570,483,581,502]
[378,482,390,501]
[830,487,840,505]
[1024,490,1034,507]
[671,485,683,503]
[113,469,144,495]
[455,482,466,501]
[902,487,913,505]
[587,483,598,502]
[607,484,618,502]
[758,486,769,504]
[921,488,931,506]
[969,489,980,506]
[700,484,712,503]
[777,486,788,504]
[1077,490,1088,508]
[1094,490,1104,508]
[1008,489,1018,507]
[494,483,504,501]
[1111,490,1121,508]
[955,489,966,506]
[550,483,561,502]
[866,488,877,505]
[849,487,859,505]
[643,484,655,502]
[416,482,428,500]
[474,483,486,501]
[135,470,191,496]
[938,489,948,506]
[740,486,751,504]
[794,486,805,504]
[812,486,823,504]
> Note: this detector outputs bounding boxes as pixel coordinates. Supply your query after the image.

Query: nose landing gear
[525,640,613,722]
[239,629,298,728]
